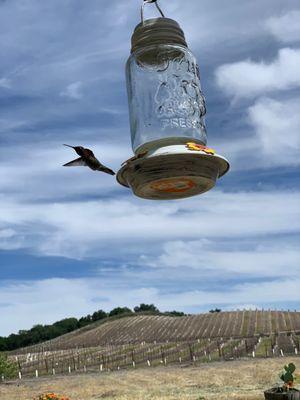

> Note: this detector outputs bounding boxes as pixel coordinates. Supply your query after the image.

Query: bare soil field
[1,357,300,400]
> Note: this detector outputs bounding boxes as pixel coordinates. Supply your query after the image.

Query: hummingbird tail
[99,166,115,176]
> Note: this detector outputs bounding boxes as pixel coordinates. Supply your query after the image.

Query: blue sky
[0,0,300,336]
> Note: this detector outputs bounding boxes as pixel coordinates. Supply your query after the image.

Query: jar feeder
[117,0,229,200]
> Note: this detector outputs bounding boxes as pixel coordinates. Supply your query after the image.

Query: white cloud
[0,140,127,201]
[167,0,298,52]
[158,279,300,308]
[265,10,300,43]
[142,239,300,278]
[60,81,83,99]
[0,278,161,335]
[223,304,259,311]
[215,48,300,98]
[0,228,15,239]
[1,276,299,336]
[0,78,11,88]
[0,190,299,259]
[248,97,300,166]
[0,0,300,337]
[0,229,22,250]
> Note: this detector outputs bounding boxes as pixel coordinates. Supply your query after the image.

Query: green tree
[53,318,79,333]
[0,354,18,379]
[92,310,107,322]
[0,337,7,352]
[109,307,133,317]
[134,303,159,313]
[78,315,93,327]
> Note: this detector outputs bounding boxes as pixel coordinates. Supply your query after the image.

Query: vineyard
[4,310,300,380]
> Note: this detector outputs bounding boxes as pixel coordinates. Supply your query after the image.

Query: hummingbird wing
[82,148,94,157]
[97,164,115,175]
[63,157,87,167]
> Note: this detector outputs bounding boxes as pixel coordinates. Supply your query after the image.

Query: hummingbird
[63,144,115,175]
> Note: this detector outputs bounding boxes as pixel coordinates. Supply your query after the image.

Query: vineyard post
[160,346,166,366]
[147,347,151,367]
[295,337,300,352]
[188,343,194,363]
[217,341,222,358]
[45,358,49,374]
[17,357,22,380]
[84,349,87,368]
[206,339,211,361]
[131,350,135,367]
[35,369,39,378]
[264,343,268,357]
[1,374,4,382]
[72,354,76,371]
[245,339,248,354]
[98,354,103,372]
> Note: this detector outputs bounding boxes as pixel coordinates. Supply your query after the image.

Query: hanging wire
[141,0,165,24]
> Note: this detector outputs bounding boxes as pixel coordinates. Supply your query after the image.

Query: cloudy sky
[0,0,300,336]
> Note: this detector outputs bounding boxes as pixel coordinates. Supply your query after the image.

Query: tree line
[0,304,185,351]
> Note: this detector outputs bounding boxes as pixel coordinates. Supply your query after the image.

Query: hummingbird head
[63,144,85,156]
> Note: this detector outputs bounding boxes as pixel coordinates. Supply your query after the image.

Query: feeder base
[117,145,229,200]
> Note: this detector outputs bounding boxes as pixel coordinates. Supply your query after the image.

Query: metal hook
[141,0,165,24]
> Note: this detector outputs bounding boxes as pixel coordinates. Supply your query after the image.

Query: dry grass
[1,357,299,400]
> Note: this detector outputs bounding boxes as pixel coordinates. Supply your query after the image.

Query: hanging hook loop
[141,0,165,24]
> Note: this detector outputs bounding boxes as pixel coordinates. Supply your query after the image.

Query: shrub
[0,353,18,379]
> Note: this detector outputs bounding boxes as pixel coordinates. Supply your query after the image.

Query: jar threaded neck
[131,18,188,53]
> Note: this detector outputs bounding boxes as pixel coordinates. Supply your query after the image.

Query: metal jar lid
[131,18,188,54]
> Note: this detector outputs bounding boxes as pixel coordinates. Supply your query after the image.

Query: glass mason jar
[126,18,207,154]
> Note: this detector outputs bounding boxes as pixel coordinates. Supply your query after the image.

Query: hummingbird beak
[63,144,75,148]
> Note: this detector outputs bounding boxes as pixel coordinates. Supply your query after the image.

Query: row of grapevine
[10,311,300,355]
[6,334,299,381]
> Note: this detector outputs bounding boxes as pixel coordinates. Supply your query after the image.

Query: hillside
[13,310,300,353]
[5,310,300,380]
